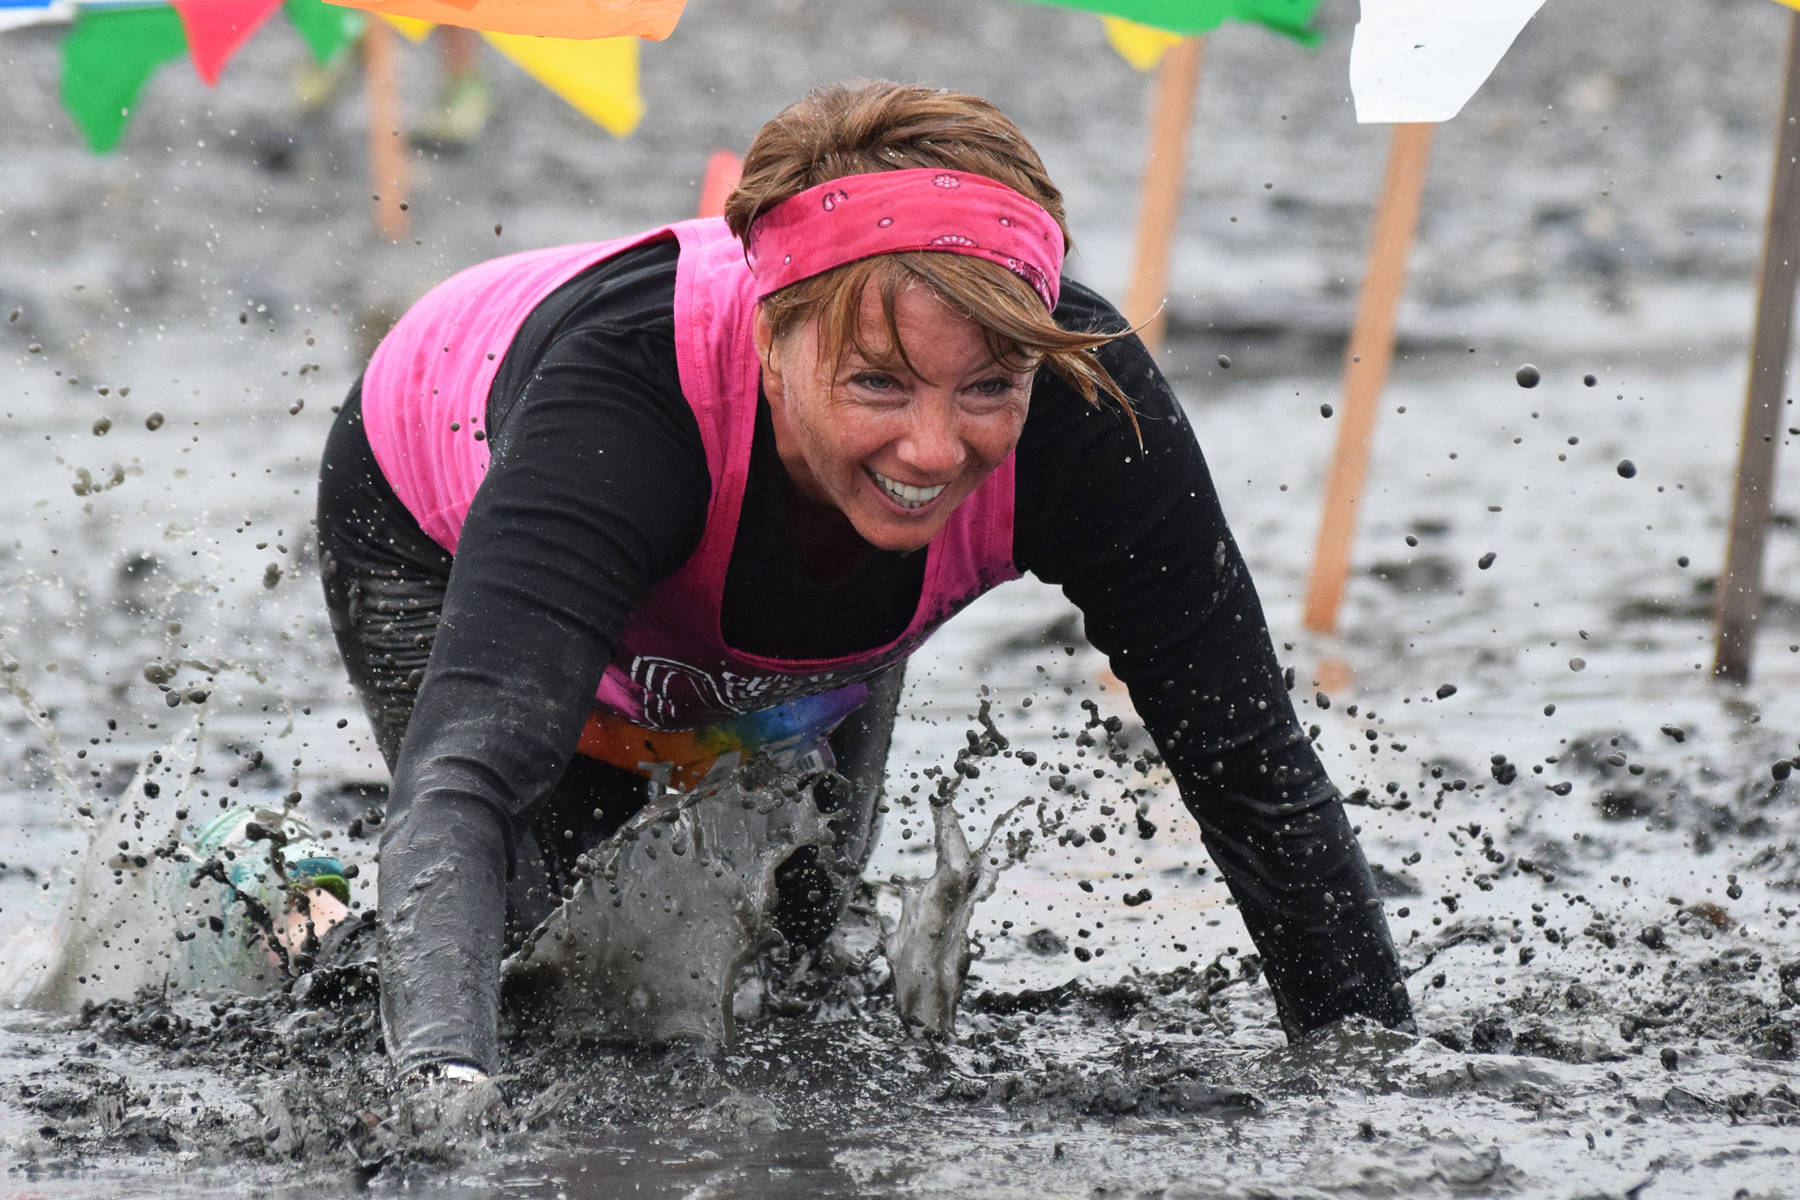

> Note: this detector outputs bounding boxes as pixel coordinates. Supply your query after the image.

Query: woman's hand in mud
[394,1065,509,1150]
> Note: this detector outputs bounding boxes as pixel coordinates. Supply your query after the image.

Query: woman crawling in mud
[303,79,1414,1103]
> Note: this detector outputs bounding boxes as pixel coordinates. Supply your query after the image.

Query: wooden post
[1715,11,1800,683]
[1122,36,1205,353]
[1302,123,1435,634]
[364,20,410,240]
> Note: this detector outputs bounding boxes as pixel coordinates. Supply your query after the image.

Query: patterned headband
[744,168,1065,311]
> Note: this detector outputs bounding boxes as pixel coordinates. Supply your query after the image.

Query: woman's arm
[1017,284,1412,1036]
[375,318,711,1076]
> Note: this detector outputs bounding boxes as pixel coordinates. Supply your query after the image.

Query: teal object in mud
[173,806,347,988]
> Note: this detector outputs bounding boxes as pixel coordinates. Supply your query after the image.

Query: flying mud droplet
[1478,552,1497,570]
[1583,373,1598,387]
[1617,459,1637,478]
[1320,403,1334,418]
[1515,364,1541,388]
[262,563,282,589]
[92,417,111,436]
[145,412,165,431]
[1436,683,1458,699]
[1216,354,1231,369]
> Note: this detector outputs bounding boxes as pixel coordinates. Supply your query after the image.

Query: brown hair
[723,81,1134,429]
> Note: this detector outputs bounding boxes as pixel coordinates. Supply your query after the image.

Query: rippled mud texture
[6,698,1798,1198]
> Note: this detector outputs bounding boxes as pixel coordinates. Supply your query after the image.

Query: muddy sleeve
[1015,285,1413,1038]
[377,323,709,1077]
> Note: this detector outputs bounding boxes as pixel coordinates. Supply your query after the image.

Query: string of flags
[1016,0,1319,71]
[0,0,654,152]
[320,0,684,40]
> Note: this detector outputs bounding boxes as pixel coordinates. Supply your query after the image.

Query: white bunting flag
[1350,0,1548,123]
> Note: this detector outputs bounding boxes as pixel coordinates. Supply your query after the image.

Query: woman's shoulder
[537,237,682,339]
[1027,278,1180,437]
[1054,278,1128,330]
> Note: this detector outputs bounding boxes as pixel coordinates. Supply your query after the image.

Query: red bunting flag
[169,0,287,84]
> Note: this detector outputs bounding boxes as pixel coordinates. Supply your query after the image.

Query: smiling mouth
[867,468,948,510]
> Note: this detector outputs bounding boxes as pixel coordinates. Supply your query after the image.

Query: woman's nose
[898,400,966,475]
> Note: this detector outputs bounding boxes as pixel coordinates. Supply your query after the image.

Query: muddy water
[6,0,1800,1195]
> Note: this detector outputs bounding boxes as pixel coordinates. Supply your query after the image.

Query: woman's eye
[852,372,898,392]
[970,377,1017,397]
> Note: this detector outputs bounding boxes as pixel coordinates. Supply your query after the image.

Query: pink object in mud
[360,218,1019,730]
[744,168,1065,310]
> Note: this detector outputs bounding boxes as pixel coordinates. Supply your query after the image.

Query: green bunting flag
[284,0,365,65]
[60,6,189,151]
[58,0,364,152]
[1022,0,1321,44]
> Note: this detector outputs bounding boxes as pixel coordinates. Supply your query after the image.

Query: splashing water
[883,797,1028,1036]
[506,756,837,1043]
[0,711,241,1010]
[1,670,309,1012]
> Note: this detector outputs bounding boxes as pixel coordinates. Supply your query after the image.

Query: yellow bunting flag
[482,31,642,137]
[325,0,684,40]
[380,13,436,40]
[1101,15,1184,71]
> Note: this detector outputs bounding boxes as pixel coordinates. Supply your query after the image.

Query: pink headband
[744,168,1065,311]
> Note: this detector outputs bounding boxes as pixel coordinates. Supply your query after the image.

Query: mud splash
[508,756,839,1044]
[0,674,324,1012]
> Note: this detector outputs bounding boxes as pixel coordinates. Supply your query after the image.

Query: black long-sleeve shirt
[360,240,1411,1075]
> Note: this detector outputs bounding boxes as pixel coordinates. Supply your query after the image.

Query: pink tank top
[361,218,1020,737]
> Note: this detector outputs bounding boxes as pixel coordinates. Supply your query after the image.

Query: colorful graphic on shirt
[578,684,868,790]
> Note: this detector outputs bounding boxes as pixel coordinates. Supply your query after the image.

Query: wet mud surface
[6,0,1800,1195]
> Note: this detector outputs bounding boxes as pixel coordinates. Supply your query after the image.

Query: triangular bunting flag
[482,30,642,137]
[170,0,288,85]
[284,0,365,65]
[61,5,190,150]
[1022,0,1319,44]
[1101,15,1184,71]
[1349,0,1547,123]
[325,0,685,40]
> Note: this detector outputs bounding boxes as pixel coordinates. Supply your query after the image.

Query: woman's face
[756,285,1036,554]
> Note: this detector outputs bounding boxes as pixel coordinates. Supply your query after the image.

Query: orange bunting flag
[170,0,287,84]
[323,0,685,40]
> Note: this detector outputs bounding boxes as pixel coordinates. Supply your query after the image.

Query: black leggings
[315,385,899,945]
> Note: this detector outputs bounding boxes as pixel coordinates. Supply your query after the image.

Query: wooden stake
[1714,11,1800,683]
[1123,37,1205,353]
[1302,122,1435,634]
[364,20,410,241]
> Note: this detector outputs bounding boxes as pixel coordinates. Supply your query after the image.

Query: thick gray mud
[6,0,1800,1195]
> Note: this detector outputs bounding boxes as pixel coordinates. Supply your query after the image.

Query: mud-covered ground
[3,0,1800,1196]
